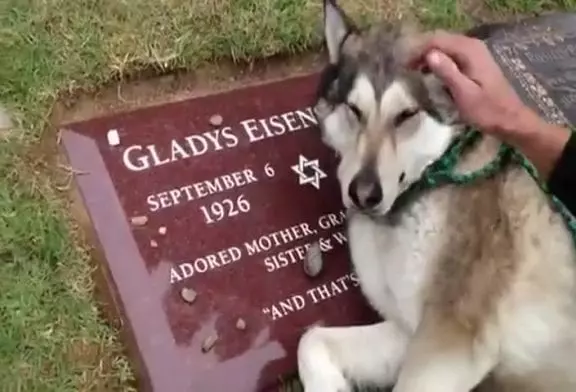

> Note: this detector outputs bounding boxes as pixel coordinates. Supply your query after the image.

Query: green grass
[0,0,574,390]
[485,0,576,15]
[414,0,473,30]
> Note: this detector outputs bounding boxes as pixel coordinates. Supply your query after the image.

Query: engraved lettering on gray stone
[535,73,576,95]
[560,93,576,109]
[524,44,576,63]
[564,70,576,83]
[494,37,573,125]
[544,76,568,89]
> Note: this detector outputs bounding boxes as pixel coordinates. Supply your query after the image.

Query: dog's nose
[348,170,383,210]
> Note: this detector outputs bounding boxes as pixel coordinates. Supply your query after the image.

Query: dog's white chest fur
[347,196,446,332]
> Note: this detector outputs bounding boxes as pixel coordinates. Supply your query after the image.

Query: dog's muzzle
[348,168,383,211]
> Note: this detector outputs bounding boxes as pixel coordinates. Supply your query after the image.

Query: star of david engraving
[291,155,327,190]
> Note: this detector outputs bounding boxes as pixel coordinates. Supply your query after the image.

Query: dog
[296,1,576,391]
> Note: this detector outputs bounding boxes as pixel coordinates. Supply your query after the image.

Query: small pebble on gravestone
[158,226,167,235]
[150,239,158,248]
[130,215,148,226]
[209,114,223,127]
[180,287,197,304]
[107,129,120,146]
[201,334,218,353]
[303,241,323,278]
[235,318,247,331]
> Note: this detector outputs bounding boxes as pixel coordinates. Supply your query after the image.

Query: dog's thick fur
[296,2,576,391]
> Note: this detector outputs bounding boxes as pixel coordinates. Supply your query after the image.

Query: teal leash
[423,130,513,186]
[413,127,576,242]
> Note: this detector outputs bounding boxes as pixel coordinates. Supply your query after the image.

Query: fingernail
[427,50,441,67]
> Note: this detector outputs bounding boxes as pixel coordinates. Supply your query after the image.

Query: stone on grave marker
[235,318,247,331]
[303,241,323,278]
[201,333,218,353]
[180,287,197,304]
[107,129,120,146]
[130,215,148,226]
[209,114,224,127]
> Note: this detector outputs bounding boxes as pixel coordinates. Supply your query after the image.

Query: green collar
[405,127,576,244]
[419,129,513,188]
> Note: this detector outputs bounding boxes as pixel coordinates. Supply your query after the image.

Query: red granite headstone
[60,73,379,392]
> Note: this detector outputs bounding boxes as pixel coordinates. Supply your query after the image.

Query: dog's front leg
[392,317,497,392]
[297,321,409,392]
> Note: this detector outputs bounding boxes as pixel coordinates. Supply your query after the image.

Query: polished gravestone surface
[484,12,576,126]
[61,12,576,392]
[61,73,379,392]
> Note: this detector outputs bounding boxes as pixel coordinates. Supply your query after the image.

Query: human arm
[504,109,576,215]
[501,105,571,181]
[409,31,576,214]
[541,126,576,216]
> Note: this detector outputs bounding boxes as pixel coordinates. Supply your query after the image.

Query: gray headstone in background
[480,12,576,127]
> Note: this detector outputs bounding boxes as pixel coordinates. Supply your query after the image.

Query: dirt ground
[53,52,324,125]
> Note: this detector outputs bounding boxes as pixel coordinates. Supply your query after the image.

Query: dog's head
[316,0,462,217]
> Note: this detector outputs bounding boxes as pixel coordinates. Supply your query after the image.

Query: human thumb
[426,50,473,95]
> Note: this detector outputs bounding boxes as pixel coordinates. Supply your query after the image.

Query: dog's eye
[346,103,362,120]
[394,108,419,127]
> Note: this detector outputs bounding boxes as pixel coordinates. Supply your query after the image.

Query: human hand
[410,30,571,180]
[411,30,538,139]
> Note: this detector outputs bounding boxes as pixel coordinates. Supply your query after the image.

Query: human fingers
[405,31,439,69]
[406,32,472,71]
[419,30,482,70]
[425,50,478,100]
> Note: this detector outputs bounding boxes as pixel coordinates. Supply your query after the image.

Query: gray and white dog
[296,1,576,391]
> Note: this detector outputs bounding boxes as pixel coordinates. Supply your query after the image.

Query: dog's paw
[297,327,351,392]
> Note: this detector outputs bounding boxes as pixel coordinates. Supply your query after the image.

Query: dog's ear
[422,72,461,125]
[324,0,356,64]
[404,68,460,126]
